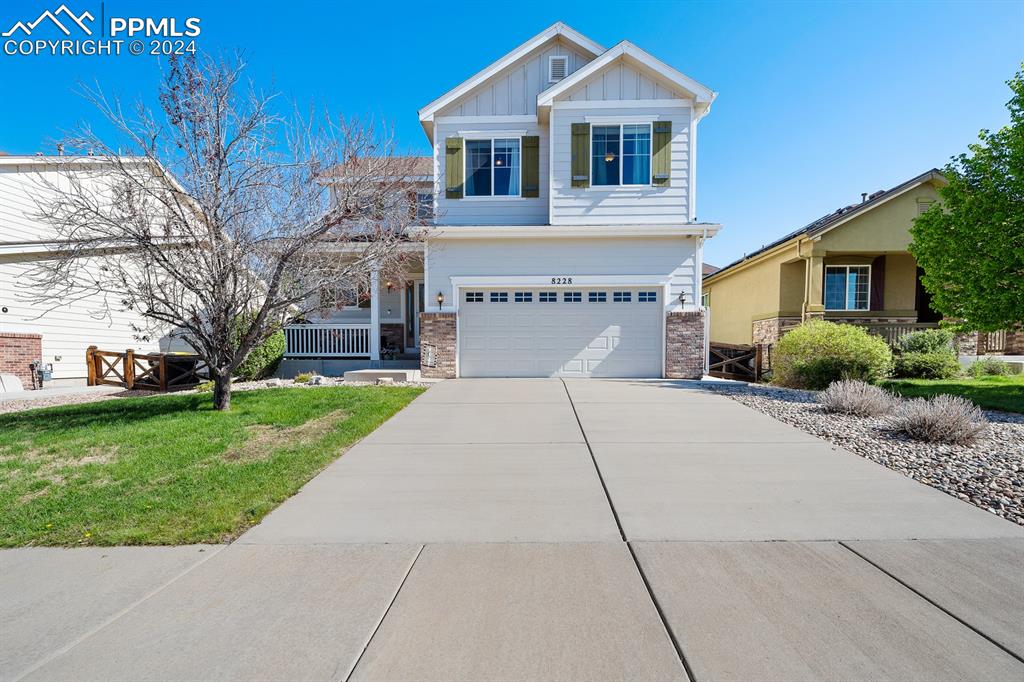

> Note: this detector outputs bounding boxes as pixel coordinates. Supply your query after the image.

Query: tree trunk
[212,370,232,411]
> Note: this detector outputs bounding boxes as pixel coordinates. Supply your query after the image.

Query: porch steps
[343,369,421,383]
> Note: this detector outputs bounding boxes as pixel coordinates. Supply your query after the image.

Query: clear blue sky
[1,0,1021,265]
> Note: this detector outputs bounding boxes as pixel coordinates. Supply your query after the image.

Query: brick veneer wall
[665,310,705,379]
[752,316,801,345]
[419,312,457,379]
[0,332,42,389]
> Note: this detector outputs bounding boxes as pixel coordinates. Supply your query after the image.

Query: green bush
[772,320,893,390]
[970,357,1012,377]
[195,380,215,393]
[894,328,955,355]
[293,372,315,383]
[893,351,962,379]
[231,314,285,381]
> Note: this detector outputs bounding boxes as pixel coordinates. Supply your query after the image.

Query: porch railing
[284,324,372,357]
[982,329,1008,354]
[847,322,939,345]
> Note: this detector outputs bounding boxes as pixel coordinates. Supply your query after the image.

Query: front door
[406,279,425,351]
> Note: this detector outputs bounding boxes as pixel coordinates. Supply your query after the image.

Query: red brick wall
[419,313,456,379]
[665,311,705,379]
[0,333,42,389]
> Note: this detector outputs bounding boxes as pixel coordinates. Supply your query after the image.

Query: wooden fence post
[124,349,135,390]
[159,354,168,392]
[86,346,97,386]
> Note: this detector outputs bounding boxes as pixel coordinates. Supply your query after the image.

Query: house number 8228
[551,277,573,284]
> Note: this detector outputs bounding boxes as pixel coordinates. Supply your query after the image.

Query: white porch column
[370,266,381,364]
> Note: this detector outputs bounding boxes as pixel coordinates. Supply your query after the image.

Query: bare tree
[26,54,424,410]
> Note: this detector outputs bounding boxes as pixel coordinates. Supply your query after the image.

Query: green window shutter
[445,137,463,199]
[571,122,590,188]
[652,121,672,186]
[521,136,540,198]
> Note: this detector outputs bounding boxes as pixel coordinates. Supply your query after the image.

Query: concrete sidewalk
[2,379,1022,681]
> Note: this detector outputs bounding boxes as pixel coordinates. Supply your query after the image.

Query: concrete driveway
[3,379,1023,681]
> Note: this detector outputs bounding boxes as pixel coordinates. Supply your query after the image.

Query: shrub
[892,351,962,379]
[195,380,215,393]
[893,328,955,355]
[293,372,315,383]
[234,329,285,381]
[970,357,1012,377]
[819,380,895,416]
[772,321,893,390]
[891,394,988,444]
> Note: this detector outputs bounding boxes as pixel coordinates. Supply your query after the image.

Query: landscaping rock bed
[705,383,1024,526]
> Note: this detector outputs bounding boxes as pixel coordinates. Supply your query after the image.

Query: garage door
[458,288,663,378]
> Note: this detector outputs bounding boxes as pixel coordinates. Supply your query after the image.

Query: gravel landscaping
[706,382,1024,526]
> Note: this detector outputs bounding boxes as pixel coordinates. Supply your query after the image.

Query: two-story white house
[285,22,720,379]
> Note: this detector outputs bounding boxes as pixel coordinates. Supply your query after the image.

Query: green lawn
[0,386,423,547]
[881,374,1024,414]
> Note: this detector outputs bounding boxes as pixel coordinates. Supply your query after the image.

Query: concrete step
[343,369,421,383]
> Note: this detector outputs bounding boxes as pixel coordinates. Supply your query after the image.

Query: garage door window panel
[490,292,509,303]
[588,292,607,303]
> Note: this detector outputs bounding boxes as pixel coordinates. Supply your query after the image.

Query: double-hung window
[592,124,651,186]
[465,138,521,197]
[824,265,870,311]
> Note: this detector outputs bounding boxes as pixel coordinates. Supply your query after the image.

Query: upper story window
[466,138,520,197]
[824,265,870,311]
[592,124,651,186]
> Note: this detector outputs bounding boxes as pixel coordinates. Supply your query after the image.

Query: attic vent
[548,55,568,83]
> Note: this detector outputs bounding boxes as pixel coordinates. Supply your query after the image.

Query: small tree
[910,64,1024,331]
[27,54,423,409]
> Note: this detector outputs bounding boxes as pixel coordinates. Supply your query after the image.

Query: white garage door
[458,288,663,378]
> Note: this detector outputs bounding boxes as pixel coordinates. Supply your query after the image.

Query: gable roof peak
[417,22,605,142]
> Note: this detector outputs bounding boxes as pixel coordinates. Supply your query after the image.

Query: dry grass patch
[223,410,349,462]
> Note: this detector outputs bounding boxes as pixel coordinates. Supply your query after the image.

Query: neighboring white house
[286,22,720,379]
[0,155,174,388]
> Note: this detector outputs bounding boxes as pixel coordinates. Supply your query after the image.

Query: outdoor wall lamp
[385,280,393,291]
[436,291,445,309]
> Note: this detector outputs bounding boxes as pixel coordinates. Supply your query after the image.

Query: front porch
[279,254,425,378]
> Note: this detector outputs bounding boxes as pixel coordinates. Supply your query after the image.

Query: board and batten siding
[427,236,699,311]
[0,163,165,381]
[436,41,593,118]
[563,62,690,102]
[434,120,549,225]
[550,105,691,225]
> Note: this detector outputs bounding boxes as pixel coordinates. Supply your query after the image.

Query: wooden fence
[86,346,208,391]
[708,342,768,382]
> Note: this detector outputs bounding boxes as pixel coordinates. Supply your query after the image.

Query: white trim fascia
[537,41,716,110]
[451,274,669,287]
[316,241,426,254]
[435,115,537,124]
[426,224,721,239]
[552,98,693,110]
[584,114,659,124]
[456,129,528,138]
[418,22,605,136]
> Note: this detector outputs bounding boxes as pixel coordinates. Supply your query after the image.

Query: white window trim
[589,122,653,189]
[824,264,872,312]
[463,136,523,200]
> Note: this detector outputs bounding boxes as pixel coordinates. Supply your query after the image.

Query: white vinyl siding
[437,43,592,117]
[550,105,691,225]
[426,236,699,314]
[562,62,691,101]
[434,120,548,225]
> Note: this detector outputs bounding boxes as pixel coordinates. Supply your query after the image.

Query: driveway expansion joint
[838,540,1024,665]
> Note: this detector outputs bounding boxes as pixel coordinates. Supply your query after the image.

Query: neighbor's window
[592,124,651,186]
[466,138,520,197]
[824,265,870,311]
[701,292,710,308]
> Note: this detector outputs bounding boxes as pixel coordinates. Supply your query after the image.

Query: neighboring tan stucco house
[284,22,721,379]
[703,170,946,346]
